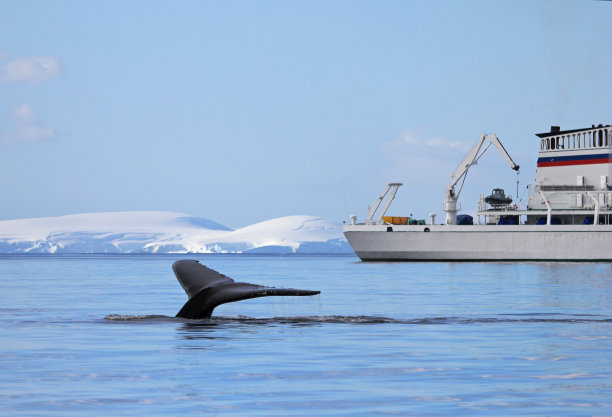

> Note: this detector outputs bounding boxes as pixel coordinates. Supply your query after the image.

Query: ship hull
[343,224,612,261]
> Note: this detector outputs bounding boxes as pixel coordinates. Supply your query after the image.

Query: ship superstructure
[526,125,611,224]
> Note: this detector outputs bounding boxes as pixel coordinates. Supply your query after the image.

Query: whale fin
[173,260,320,319]
[172,259,234,298]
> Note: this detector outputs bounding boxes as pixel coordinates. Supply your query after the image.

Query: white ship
[343,125,612,261]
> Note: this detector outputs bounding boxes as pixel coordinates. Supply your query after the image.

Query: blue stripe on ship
[537,153,612,163]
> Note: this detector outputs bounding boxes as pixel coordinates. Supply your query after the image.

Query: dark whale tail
[173,260,320,319]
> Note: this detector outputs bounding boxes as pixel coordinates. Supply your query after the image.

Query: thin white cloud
[397,130,468,151]
[0,56,61,84]
[385,129,469,157]
[425,136,468,151]
[399,130,419,145]
[2,104,55,142]
[424,137,445,147]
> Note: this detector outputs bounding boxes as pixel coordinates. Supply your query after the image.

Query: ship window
[546,139,550,150]
[572,134,576,149]
[599,130,603,147]
[551,137,556,150]
[540,139,544,150]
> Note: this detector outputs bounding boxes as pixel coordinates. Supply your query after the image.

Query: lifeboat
[484,188,512,206]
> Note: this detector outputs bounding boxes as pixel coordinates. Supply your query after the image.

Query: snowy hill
[0,211,351,254]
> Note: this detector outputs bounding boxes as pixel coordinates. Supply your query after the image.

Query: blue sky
[1,0,611,227]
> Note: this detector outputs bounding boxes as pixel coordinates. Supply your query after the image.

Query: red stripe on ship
[537,158,611,167]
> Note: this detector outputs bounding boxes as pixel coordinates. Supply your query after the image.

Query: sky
[1,0,611,228]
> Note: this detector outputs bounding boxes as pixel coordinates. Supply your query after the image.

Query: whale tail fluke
[173,260,320,319]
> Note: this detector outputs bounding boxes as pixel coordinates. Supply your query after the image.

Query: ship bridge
[525,124,612,224]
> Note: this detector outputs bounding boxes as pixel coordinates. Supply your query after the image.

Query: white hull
[343,224,612,261]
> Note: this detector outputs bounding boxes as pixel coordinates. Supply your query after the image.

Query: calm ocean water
[0,254,611,416]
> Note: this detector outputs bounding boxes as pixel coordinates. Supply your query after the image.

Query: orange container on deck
[382,216,410,225]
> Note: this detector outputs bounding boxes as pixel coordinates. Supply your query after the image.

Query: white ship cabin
[485,124,611,225]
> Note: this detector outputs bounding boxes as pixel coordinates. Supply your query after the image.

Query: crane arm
[447,134,487,194]
[447,133,519,199]
[489,133,520,172]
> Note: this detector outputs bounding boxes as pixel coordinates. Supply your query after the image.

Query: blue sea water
[0,254,611,416]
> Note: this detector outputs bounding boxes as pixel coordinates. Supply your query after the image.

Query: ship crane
[444,133,519,225]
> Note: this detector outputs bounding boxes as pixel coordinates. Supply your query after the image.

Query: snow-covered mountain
[0,211,352,254]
